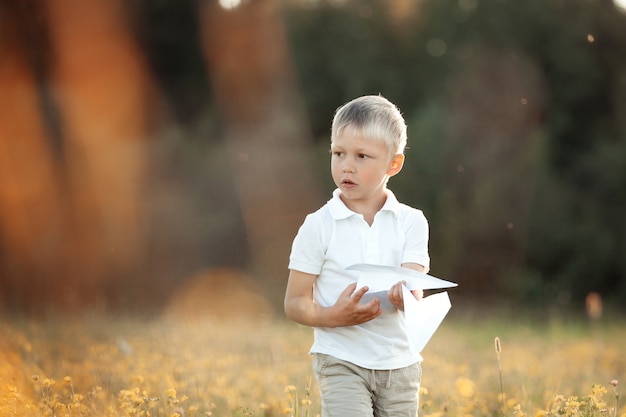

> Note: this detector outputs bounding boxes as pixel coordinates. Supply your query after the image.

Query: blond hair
[331,95,407,156]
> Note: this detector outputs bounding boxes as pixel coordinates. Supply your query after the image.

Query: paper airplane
[347,263,457,293]
[347,263,457,353]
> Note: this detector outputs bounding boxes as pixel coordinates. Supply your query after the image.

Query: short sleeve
[288,212,327,275]
[400,208,430,272]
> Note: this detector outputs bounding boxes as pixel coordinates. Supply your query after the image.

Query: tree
[0,0,156,312]
[200,0,324,302]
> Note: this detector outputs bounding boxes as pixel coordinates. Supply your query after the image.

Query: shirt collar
[328,188,401,220]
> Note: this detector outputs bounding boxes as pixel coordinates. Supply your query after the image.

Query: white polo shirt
[288,188,430,370]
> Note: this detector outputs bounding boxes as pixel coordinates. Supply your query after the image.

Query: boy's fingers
[351,285,369,302]
[340,282,358,297]
[360,298,381,316]
[363,296,380,308]
[391,283,403,296]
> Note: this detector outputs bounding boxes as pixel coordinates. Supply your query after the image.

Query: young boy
[284,95,430,417]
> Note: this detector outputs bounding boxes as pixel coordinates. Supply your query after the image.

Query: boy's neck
[339,191,388,226]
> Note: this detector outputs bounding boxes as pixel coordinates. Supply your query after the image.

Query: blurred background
[0,0,625,317]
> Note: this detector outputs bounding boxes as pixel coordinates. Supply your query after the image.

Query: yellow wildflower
[513,404,526,417]
[565,398,580,410]
[507,398,518,409]
[455,377,476,398]
[592,384,607,397]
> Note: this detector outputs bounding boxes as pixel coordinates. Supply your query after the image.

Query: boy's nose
[342,162,355,173]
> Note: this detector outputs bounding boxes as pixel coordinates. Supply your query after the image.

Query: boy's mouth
[341,179,356,187]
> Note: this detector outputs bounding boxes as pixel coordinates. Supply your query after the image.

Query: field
[1,306,625,417]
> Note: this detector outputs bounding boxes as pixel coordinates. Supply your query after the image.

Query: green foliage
[284,0,626,308]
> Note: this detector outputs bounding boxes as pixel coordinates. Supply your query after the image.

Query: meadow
[0,305,624,417]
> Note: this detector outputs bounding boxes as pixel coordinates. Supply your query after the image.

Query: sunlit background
[615,0,626,12]
[0,0,625,318]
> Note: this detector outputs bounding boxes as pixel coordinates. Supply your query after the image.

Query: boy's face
[331,124,404,212]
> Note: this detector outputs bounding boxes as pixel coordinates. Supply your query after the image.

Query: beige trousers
[313,353,422,417]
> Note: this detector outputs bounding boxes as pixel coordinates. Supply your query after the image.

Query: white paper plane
[402,288,452,352]
[347,263,457,353]
[348,263,457,293]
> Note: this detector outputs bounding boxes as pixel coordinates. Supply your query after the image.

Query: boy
[284,95,430,417]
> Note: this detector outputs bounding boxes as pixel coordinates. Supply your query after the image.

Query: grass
[0,306,624,417]
[419,306,625,417]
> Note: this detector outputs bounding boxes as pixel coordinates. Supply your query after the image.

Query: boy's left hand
[388,281,423,311]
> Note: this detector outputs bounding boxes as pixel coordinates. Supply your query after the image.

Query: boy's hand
[388,281,423,311]
[330,283,382,327]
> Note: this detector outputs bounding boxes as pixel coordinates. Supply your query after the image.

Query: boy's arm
[402,262,426,300]
[284,269,382,328]
[388,262,427,309]
[401,262,427,273]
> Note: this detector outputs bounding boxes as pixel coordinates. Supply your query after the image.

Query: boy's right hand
[284,270,381,328]
[329,283,382,327]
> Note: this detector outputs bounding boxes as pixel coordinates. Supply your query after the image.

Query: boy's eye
[332,151,344,157]
[358,153,369,159]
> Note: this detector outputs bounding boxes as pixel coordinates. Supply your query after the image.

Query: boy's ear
[388,154,405,176]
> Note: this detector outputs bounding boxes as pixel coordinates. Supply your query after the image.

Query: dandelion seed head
[611,379,618,387]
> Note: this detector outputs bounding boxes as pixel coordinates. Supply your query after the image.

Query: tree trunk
[0,0,156,312]
[43,0,156,309]
[200,0,323,301]
[0,2,67,310]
